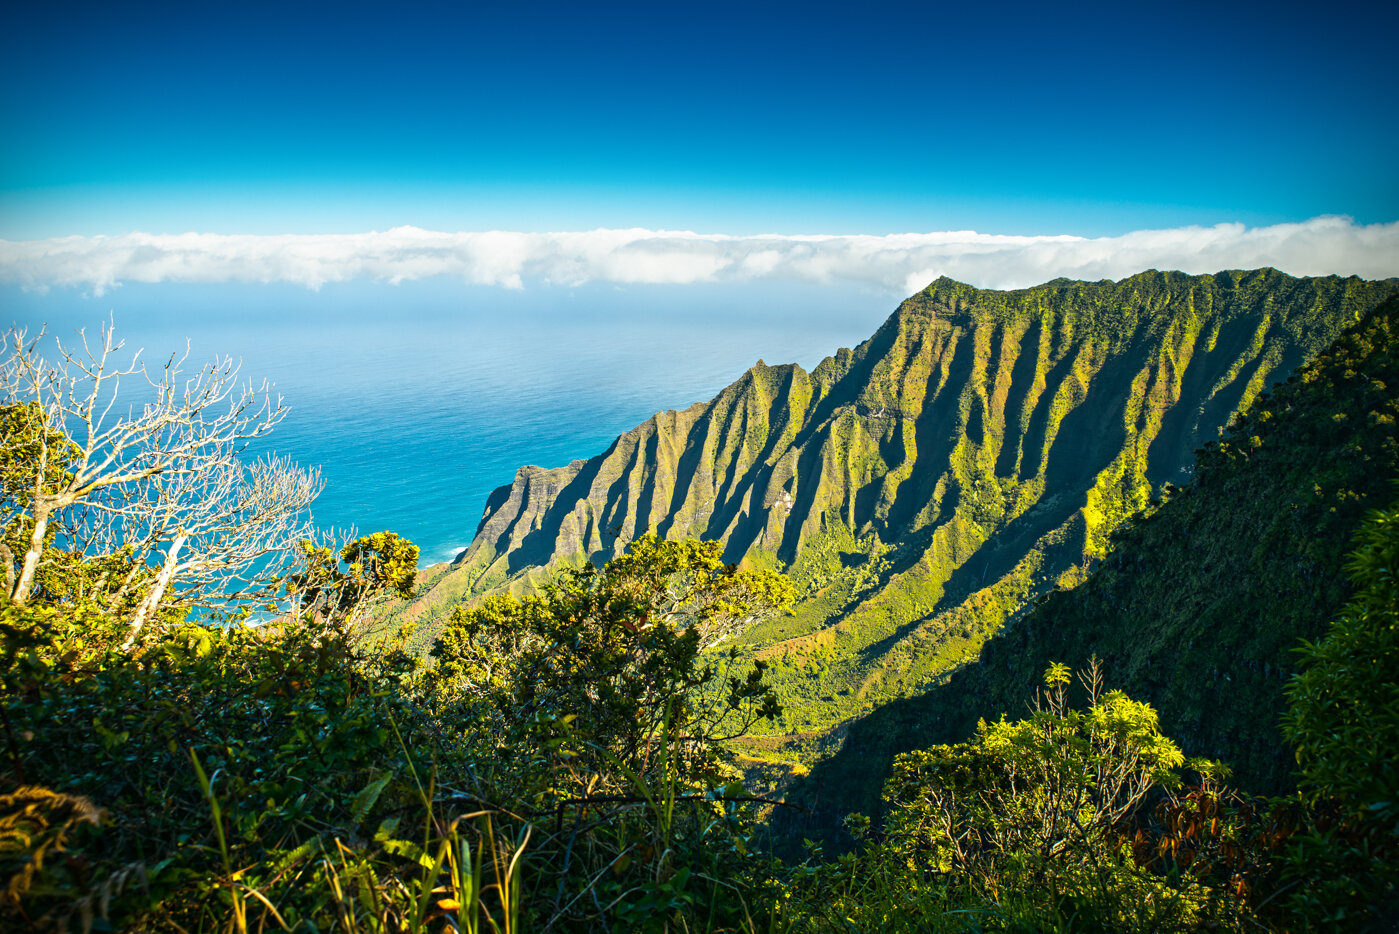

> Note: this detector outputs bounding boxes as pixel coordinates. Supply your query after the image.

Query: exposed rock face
[406,269,1397,727]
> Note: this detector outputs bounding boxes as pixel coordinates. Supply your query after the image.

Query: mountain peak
[404,271,1399,731]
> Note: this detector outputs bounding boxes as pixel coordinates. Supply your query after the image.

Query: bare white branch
[2,321,309,646]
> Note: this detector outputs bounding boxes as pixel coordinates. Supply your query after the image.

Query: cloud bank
[3,216,1397,296]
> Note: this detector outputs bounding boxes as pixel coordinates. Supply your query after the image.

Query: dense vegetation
[1,407,798,929]
[403,270,1398,760]
[8,503,1397,929]
[5,278,1398,931]
[779,292,1399,851]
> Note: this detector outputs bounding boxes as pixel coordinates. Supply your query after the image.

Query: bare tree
[0,321,308,634]
[110,453,322,647]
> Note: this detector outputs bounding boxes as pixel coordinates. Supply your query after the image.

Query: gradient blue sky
[3,0,1396,238]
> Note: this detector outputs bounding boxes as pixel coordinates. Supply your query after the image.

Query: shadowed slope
[774,293,1399,851]
[403,270,1398,732]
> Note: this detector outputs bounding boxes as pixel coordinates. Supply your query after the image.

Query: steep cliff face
[405,269,1398,729]
[775,292,1399,850]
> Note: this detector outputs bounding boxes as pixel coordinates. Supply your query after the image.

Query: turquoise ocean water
[3,279,897,565]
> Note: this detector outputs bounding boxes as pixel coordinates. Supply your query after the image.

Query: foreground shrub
[1282,494,1399,929]
[1,534,795,932]
[783,662,1259,933]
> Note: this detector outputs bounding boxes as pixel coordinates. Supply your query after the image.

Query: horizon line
[4,215,1397,296]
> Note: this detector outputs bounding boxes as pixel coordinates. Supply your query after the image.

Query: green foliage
[428,534,793,788]
[782,666,1255,932]
[0,402,85,602]
[423,535,795,930]
[0,402,79,535]
[783,292,1399,848]
[1285,495,1399,813]
[411,269,1399,746]
[419,537,790,931]
[0,786,104,918]
[1,512,794,930]
[1281,495,1399,927]
[0,592,431,930]
[881,662,1189,893]
[285,530,421,628]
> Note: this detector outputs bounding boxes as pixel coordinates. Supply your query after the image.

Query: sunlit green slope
[775,291,1399,850]
[404,269,1397,737]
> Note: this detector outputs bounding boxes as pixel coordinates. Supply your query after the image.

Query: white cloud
[2,216,1397,296]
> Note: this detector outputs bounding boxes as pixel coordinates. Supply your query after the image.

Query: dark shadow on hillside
[715,322,904,564]
[1146,312,1261,486]
[504,457,606,574]
[1018,340,1085,482]
[654,404,718,541]
[470,482,514,542]
[1040,319,1159,494]
[631,428,664,541]
[993,317,1044,478]
[852,491,1084,668]
[882,327,977,537]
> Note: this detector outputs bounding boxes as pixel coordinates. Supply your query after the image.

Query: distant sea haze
[2,278,897,564]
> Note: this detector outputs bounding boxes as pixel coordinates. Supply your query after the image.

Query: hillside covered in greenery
[406,270,1397,751]
[4,285,1398,931]
[778,290,1399,851]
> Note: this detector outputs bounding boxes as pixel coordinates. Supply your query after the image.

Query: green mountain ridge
[404,268,1398,736]
[776,291,1399,850]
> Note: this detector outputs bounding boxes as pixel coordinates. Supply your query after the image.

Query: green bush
[423,533,795,931]
[1282,494,1399,928]
[783,663,1253,933]
[0,530,797,931]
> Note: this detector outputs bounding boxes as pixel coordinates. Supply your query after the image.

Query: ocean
[3,278,898,565]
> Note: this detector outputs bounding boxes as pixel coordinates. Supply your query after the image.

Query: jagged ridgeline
[776,291,1399,850]
[404,269,1397,735]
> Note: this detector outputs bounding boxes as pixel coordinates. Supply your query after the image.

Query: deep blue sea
[3,279,897,564]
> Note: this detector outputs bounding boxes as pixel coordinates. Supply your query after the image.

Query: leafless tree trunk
[127,533,188,644]
[114,454,321,648]
[2,321,317,645]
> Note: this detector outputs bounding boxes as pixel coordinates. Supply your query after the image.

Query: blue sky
[4,0,1397,239]
[3,1,1396,555]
